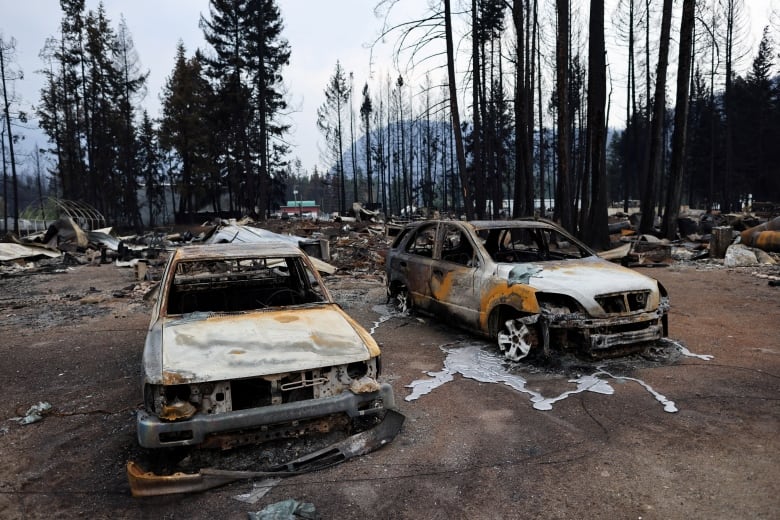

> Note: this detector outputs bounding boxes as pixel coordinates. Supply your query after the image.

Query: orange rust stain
[163,371,191,385]
[478,282,539,330]
[274,314,300,323]
[431,272,455,301]
[229,349,246,355]
[308,332,332,346]
[754,231,780,252]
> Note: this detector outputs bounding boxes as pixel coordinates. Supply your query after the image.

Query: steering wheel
[263,288,300,306]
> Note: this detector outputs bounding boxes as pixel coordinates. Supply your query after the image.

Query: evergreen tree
[113,15,148,229]
[200,0,252,214]
[38,0,87,202]
[732,28,779,202]
[199,0,290,218]
[136,111,164,226]
[37,2,147,228]
[317,61,349,214]
[159,44,214,220]
[245,0,290,217]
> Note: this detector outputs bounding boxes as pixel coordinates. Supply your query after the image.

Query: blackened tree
[360,82,374,205]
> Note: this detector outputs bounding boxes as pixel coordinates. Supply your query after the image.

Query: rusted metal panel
[748,231,780,253]
[128,410,405,496]
[740,216,780,252]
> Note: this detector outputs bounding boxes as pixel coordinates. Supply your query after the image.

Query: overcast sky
[2,0,776,177]
[2,0,422,173]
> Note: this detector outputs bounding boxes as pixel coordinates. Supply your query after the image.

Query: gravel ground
[0,258,778,519]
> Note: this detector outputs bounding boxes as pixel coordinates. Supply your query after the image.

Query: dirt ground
[0,256,778,519]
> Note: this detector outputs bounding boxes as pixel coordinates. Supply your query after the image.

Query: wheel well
[387,279,406,296]
[488,305,534,338]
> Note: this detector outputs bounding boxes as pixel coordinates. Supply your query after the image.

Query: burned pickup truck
[137,242,395,450]
[386,219,669,360]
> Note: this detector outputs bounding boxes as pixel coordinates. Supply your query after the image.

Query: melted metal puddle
[369,304,709,414]
[405,339,711,413]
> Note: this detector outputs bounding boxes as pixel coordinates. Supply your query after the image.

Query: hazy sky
[2,0,422,173]
[1,0,776,176]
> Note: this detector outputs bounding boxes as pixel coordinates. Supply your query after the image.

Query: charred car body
[137,242,394,449]
[386,219,669,360]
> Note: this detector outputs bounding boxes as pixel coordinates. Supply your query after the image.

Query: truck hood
[147,305,376,385]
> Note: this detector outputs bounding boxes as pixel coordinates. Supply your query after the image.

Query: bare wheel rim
[497,319,534,361]
[394,288,411,314]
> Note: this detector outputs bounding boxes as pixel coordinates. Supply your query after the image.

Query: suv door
[388,222,439,311]
[428,222,481,328]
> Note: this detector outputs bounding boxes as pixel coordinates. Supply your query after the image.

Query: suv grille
[595,291,650,314]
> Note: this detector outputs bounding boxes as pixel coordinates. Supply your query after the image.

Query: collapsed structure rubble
[3,205,779,282]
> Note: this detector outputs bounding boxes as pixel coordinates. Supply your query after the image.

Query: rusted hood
[149,305,377,385]
[497,257,659,314]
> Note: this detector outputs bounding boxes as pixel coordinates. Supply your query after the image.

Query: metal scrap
[0,243,60,262]
[11,402,52,425]
[248,499,318,520]
[740,216,780,253]
[127,409,404,496]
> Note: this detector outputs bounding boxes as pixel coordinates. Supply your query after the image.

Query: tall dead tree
[444,0,474,219]
[555,0,573,232]
[661,0,695,239]
[360,82,373,205]
[0,36,20,234]
[512,0,531,218]
[638,0,673,234]
[584,0,608,249]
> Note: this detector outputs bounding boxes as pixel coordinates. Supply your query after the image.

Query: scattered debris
[233,478,282,504]
[41,217,89,249]
[248,499,318,520]
[622,235,673,266]
[10,402,53,425]
[740,216,780,253]
[201,224,332,262]
[0,243,60,262]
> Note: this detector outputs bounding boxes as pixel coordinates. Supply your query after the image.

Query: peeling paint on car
[508,265,544,285]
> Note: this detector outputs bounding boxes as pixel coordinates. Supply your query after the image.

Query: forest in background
[1,0,779,248]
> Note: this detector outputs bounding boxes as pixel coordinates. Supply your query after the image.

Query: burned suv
[386,219,669,360]
[137,242,394,449]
